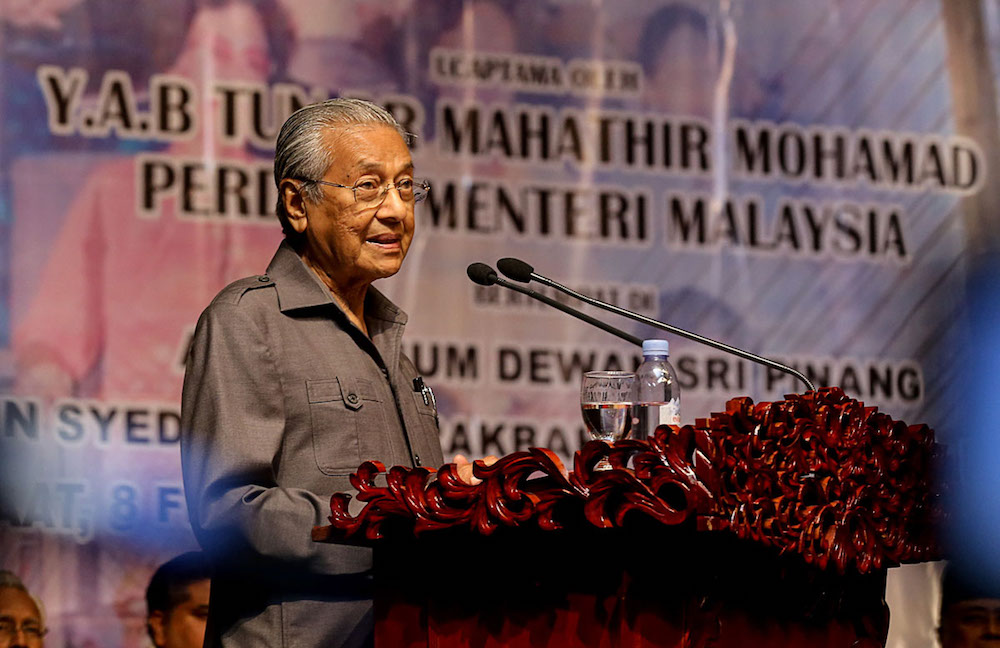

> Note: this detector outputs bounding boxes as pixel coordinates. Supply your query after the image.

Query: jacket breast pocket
[411,390,439,424]
[307,377,383,476]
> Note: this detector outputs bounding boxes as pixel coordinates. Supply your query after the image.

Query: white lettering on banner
[215,81,330,149]
[673,353,750,395]
[566,59,643,97]
[104,482,189,534]
[430,49,641,98]
[35,65,986,199]
[150,75,199,139]
[36,66,425,148]
[471,281,659,318]
[0,477,190,544]
[731,120,983,194]
[1,397,180,447]
[437,100,711,172]
[402,339,483,384]
[214,84,424,149]
[136,154,277,222]
[0,480,93,543]
[1,397,42,440]
[761,356,924,406]
[439,415,590,460]
[82,70,140,137]
[423,177,651,245]
[51,399,181,448]
[431,49,567,94]
[153,482,188,526]
[36,65,88,136]
[432,101,985,196]
[37,66,199,141]
[665,192,908,263]
[492,342,643,386]
[673,351,924,405]
[476,343,924,406]
[107,481,141,532]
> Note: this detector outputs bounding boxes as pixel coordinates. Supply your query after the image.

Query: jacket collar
[265,240,407,326]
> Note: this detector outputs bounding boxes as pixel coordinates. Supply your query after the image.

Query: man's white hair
[0,570,47,629]
[273,98,409,238]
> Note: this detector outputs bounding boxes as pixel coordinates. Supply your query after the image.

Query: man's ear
[148,610,168,647]
[280,179,309,235]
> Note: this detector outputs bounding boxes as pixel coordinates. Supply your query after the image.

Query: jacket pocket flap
[306,378,342,404]
[307,377,377,410]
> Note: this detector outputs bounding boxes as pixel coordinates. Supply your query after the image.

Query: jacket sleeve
[180,296,369,574]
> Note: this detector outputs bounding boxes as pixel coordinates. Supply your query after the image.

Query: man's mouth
[366,233,402,250]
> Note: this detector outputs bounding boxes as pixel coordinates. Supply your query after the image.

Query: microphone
[496,257,816,393]
[466,263,642,347]
[466,262,500,286]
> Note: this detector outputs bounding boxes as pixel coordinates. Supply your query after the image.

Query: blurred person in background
[636,2,765,117]
[12,0,295,402]
[146,553,211,648]
[0,570,46,648]
[939,566,1000,648]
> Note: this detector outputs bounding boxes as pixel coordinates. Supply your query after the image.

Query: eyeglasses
[0,619,46,642]
[304,178,430,209]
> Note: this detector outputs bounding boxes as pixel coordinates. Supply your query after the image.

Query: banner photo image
[1,1,996,646]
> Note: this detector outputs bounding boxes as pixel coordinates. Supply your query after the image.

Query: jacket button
[414,454,421,466]
[258,275,270,282]
[346,393,359,405]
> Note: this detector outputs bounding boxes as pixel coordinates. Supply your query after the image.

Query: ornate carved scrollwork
[318,388,940,573]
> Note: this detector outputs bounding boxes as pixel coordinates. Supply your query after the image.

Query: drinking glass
[580,371,635,470]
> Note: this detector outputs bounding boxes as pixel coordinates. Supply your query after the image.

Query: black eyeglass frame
[0,618,47,640]
[300,178,430,207]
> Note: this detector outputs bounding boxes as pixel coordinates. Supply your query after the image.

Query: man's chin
[366,262,403,282]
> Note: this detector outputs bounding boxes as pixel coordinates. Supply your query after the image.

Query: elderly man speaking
[181,98,444,647]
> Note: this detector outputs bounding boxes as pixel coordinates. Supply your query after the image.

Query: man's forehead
[353,158,414,173]
[951,598,1000,612]
[322,125,410,162]
[0,587,41,619]
[183,577,211,604]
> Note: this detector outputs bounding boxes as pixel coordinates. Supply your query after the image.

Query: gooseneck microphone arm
[496,258,816,393]
[466,263,643,347]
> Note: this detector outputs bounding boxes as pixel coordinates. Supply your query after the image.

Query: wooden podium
[314,388,941,647]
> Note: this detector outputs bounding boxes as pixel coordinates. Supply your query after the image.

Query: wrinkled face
[0,587,44,648]
[149,579,210,648]
[941,599,1000,648]
[301,125,415,291]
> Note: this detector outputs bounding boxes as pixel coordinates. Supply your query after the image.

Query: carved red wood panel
[314,387,941,574]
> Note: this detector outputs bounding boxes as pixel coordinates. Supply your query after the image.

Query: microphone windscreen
[466,263,499,286]
[497,257,534,282]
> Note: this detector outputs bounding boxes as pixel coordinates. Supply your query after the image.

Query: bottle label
[658,400,680,427]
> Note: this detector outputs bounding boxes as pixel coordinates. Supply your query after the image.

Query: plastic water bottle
[632,339,680,440]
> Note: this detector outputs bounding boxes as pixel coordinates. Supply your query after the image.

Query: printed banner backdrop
[0,0,996,646]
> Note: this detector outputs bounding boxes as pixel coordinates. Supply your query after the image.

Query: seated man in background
[939,566,1000,648]
[0,570,45,647]
[146,553,212,648]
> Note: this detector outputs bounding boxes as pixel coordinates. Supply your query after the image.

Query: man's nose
[986,614,1000,637]
[7,625,39,647]
[375,184,408,221]
[8,630,30,648]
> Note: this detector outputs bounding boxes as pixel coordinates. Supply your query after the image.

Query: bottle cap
[642,339,669,356]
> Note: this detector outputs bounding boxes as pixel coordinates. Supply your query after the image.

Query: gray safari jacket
[181,240,444,647]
